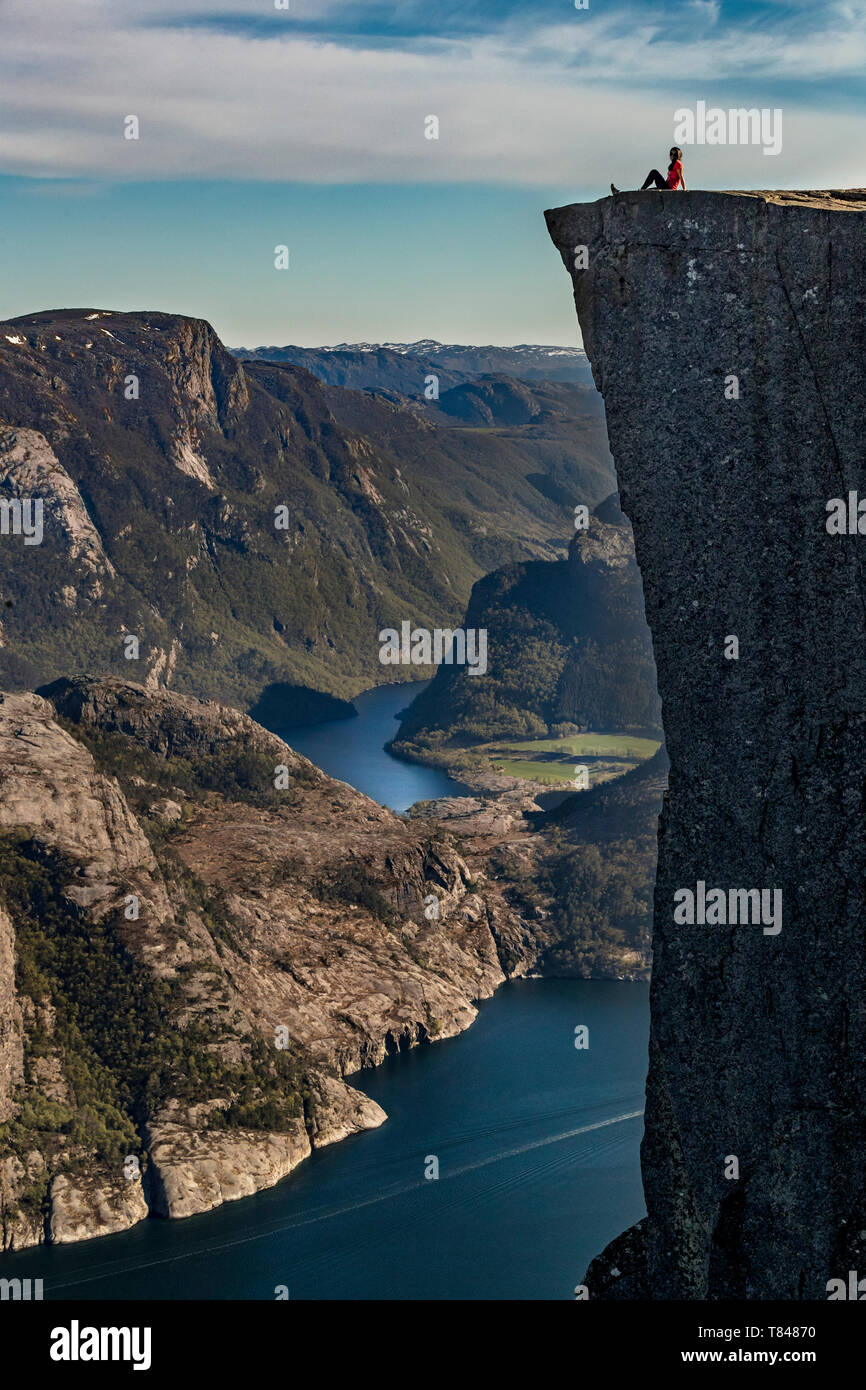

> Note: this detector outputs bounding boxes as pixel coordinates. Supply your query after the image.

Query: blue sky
[1,0,864,345]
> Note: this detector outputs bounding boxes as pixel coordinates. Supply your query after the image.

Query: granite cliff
[547,189,866,1298]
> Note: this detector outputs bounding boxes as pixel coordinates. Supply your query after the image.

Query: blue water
[0,681,649,1300]
[276,681,465,813]
[2,980,647,1301]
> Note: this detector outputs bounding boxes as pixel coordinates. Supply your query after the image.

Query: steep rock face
[49,1172,149,1245]
[547,189,866,1298]
[303,1072,386,1148]
[0,690,158,874]
[144,1120,312,1220]
[0,906,23,1124]
[0,427,115,579]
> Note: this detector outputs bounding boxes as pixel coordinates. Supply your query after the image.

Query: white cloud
[0,0,864,186]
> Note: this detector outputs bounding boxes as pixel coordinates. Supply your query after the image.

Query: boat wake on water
[45,1107,645,1293]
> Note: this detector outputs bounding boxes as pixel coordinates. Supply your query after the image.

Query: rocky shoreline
[0,676,542,1250]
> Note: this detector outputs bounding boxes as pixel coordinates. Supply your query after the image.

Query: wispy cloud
[1,0,864,186]
[689,0,721,24]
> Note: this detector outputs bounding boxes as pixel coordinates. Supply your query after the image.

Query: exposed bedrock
[546,189,866,1299]
[0,677,538,1248]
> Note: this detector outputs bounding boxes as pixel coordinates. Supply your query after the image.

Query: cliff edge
[547,189,866,1299]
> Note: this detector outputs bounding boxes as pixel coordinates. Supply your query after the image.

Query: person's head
[669,146,683,167]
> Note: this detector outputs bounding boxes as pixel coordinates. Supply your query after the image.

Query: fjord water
[2,683,648,1300]
[276,680,465,812]
[10,980,647,1300]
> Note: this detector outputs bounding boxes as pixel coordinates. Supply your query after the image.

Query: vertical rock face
[547,190,866,1299]
[0,905,23,1124]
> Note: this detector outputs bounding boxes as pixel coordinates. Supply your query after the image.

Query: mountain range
[0,309,661,1251]
[232,340,594,388]
[0,310,612,712]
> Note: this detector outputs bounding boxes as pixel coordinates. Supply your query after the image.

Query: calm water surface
[275,681,464,813]
[5,980,647,1300]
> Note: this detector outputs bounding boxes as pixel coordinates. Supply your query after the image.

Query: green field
[504,734,660,760]
[461,732,661,788]
[493,758,598,785]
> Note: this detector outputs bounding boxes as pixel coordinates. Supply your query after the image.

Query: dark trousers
[641,169,669,190]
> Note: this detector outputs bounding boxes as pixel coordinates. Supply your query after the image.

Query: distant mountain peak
[231,340,593,389]
[316,339,587,359]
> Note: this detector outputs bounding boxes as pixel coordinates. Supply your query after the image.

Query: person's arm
[679,167,687,191]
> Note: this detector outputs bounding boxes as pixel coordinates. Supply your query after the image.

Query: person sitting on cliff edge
[610,147,686,196]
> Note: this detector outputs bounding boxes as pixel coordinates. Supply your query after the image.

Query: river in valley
[0,683,649,1300]
[275,680,466,812]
